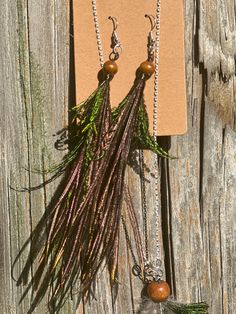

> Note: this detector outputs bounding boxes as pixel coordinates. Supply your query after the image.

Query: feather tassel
[15,78,113,312]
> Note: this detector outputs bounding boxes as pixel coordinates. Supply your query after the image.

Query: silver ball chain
[139,150,149,262]
[91,0,104,67]
[153,1,161,140]
[153,0,162,266]
[140,0,163,280]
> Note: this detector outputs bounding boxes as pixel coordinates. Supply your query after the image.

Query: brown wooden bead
[147,280,170,303]
[139,60,155,77]
[103,60,118,76]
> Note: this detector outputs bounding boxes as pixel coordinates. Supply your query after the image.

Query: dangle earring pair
[14,12,209,314]
[15,14,170,313]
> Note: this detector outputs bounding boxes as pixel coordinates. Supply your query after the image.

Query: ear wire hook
[108,16,118,31]
[145,14,156,32]
[108,16,122,61]
[145,14,156,62]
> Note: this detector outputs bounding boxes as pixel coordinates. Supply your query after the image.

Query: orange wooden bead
[139,60,155,77]
[103,60,118,76]
[147,280,170,303]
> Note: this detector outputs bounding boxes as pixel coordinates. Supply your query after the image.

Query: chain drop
[139,150,149,262]
[140,0,162,273]
[137,0,163,284]
[91,0,104,67]
[153,0,162,264]
[153,4,164,308]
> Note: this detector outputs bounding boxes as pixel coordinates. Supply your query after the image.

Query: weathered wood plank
[166,1,236,314]
[0,0,71,313]
[0,1,235,314]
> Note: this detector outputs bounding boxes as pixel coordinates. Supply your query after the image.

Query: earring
[15,16,122,312]
[120,15,208,314]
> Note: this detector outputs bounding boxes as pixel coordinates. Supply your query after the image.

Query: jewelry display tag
[73,0,187,135]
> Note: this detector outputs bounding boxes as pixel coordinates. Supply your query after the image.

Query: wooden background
[0,1,235,313]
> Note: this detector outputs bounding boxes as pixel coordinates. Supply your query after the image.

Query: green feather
[164,300,209,314]
[112,94,173,159]
[131,98,174,159]
[44,82,107,175]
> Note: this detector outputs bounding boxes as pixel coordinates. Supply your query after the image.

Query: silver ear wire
[108,16,122,61]
[145,14,156,31]
[145,14,156,61]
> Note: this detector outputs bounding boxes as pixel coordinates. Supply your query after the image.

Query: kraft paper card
[73,0,187,135]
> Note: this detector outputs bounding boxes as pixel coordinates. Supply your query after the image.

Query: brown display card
[73,0,187,135]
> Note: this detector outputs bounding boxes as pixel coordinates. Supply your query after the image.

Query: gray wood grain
[0,1,235,313]
[166,1,236,314]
